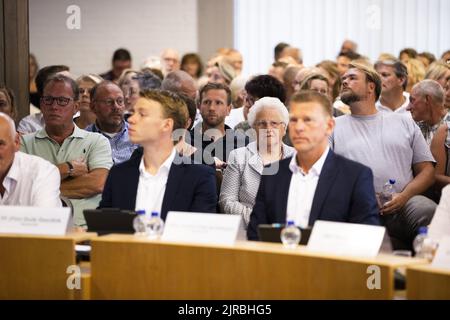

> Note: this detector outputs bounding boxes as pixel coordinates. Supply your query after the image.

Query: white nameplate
[306,221,386,258]
[431,236,450,270]
[161,211,245,245]
[0,206,71,236]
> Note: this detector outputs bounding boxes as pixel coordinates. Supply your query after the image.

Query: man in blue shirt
[86,81,137,164]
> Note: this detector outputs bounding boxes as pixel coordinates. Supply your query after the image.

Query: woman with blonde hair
[425,61,450,88]
[74,74,103,129]
[405,58,426,92]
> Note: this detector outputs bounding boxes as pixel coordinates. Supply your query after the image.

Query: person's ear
[13,132,20,152]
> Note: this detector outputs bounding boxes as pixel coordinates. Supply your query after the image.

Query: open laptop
[83,208,137,235]
[258,224,312,245]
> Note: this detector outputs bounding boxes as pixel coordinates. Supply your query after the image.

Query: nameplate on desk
[0,206,70,236]
[306,221,386,258]
[161,211,245,245]
[432,236,450,270]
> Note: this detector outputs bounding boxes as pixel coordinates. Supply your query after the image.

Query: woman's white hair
[247,97,289,127]
[0,112,16,138]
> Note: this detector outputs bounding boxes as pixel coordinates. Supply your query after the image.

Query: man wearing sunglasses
[86,81,138,164]
[20,74,113,227]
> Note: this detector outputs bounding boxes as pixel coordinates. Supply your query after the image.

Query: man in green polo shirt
[20,74,113,227]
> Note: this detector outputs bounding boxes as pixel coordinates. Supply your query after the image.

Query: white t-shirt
[0,151,61,207]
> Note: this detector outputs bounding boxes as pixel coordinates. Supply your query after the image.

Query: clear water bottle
[379,179,396,206]
[145,211,165,239]
[413,226,438,261]
[133,209,147,237]
[280,220,301,249]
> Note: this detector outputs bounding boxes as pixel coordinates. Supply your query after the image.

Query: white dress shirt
[375,92,411,115]
[135,148,176,216]
[0,151,61,207]
[286,147,330,228]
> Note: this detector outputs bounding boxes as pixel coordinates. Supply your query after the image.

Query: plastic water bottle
[413,226,438,261]
[145,211,165,239]
[280,220,301,249]
[380,179,396,206]
[133,210,147,237]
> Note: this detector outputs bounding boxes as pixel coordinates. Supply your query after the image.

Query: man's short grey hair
[413,79,445,106]
[247,97,289,127]
[0,112,16,138]
[161,70,194,93]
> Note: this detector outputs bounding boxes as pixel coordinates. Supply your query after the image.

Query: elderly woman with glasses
[219,97,295,227]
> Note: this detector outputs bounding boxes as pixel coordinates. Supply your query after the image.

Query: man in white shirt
[247,91,379,240]
[374,59,411,114]
[0,113,61,207]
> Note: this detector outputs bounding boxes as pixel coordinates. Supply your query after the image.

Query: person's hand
[214,157,227,170]
[380,193,409,215]
[69,159,88,177]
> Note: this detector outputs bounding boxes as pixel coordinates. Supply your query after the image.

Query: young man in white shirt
[99,90,217,219]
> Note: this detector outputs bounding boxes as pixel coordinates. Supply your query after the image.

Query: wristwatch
[66,161,74,177]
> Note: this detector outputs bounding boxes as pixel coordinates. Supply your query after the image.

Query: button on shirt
[286,147,330,228]
[135,148,176,215]
[0,151,61,207]
[85,121,137,164]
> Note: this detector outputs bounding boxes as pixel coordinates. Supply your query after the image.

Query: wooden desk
[0,232,95,300]
[91,235,425,299]
[407,264,450,299]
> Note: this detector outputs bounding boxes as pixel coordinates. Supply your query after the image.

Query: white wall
[29,0,198,77]
[235,0,450,76]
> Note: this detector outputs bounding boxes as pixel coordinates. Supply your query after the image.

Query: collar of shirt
[36,124,88,140]
[193,121,232,141]
[138,148,176,180]
[289,146,330,177]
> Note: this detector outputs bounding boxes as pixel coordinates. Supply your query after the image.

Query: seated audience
[407,80,446,145]
[20,74,113,226]
[0,87,17,121]
[74,74,102,129]
[86,81,138,164]
[247,91,380,240]
[190,82,248,167]
[18,65,70,134]
[374,59,410,114]
[332,62,436,250]
[100,48,132,83]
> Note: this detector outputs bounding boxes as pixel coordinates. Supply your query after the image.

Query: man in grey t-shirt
[331,62,436,250]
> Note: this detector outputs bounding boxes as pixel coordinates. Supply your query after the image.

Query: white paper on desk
[306,220,386,258]
[161,211,244,245]
[0,206,70,236]
[432,236,450,270]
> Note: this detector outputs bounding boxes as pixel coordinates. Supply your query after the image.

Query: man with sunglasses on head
[20,74,113,228]
[85,81,138,164]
